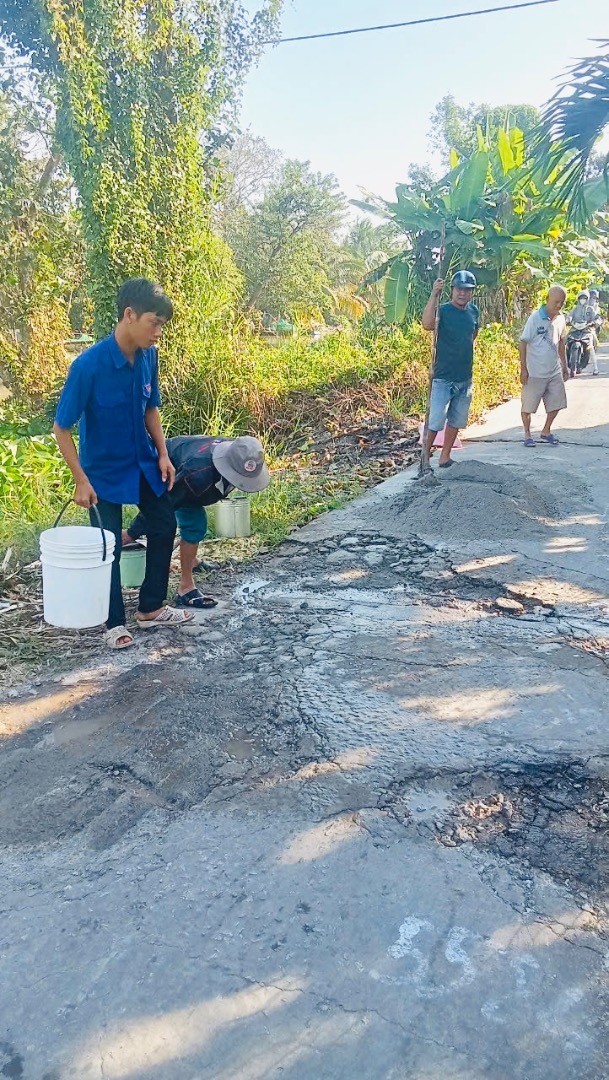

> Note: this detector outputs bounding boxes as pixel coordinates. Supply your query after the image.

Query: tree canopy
[429,94,540,165]
[225,159,346,320]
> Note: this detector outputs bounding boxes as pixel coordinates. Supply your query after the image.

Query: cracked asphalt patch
[2,457,609,1079]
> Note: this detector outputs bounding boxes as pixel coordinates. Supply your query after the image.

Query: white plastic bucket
[40,505,115,629]
[214,495,251,538]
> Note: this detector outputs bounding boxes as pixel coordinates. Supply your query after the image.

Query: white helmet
[578,289,590,301]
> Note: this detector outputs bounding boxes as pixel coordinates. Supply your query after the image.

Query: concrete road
[1,351,609,1080]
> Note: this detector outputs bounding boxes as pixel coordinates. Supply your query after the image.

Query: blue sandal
[524,437,536,447]
[540,433,559,445]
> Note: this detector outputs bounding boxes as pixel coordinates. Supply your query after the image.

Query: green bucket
[120,543,146,588]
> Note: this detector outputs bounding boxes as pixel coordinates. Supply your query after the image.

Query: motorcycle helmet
[578,290,590,301]
[451,270,477,289]
[590,289,599,299]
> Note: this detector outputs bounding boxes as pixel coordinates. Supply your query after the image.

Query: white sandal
[135,606,195,629]
[105,625,135,650]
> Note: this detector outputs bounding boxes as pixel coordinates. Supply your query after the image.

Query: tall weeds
[0,322,519,562]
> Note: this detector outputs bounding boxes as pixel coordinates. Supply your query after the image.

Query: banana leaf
[509,127,525,168]
[509,238,551,259]
[520,206,562,237]
[384,258,412,324]
[392,192,445,233]
[350,199,392,219]
[521,260,547,279]
[453,219,483,235]
[361,255,399,287]
[476,124,488,153]
[468,266,500,286]
[449,149,489,219]
[576,172,609,222]
[497,127,516,176]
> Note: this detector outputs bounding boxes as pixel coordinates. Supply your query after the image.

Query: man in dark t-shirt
[126,435,270,608]
[421,270,479,468]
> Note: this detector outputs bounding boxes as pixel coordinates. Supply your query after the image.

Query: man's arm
[144,407,175,491]
[422,279,444,331]
[558,338,568,381]
[53,424,98,508]
[53,357,97,508]
[518,341,528,385]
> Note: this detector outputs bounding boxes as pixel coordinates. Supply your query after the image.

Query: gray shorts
[521,373,567,414]
[429,378,473,432]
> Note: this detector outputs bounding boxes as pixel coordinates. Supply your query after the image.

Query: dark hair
[117,278,173,322]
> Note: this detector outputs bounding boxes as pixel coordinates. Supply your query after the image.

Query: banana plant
[355,126,558,325]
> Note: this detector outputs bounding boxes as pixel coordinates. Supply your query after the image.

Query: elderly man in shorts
[520,285,568,447]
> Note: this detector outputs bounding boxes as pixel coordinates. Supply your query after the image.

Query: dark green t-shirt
[434,301,479,382]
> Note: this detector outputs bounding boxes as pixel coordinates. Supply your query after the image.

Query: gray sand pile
[384,460,559,541]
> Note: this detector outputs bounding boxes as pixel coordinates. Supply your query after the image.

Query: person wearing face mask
[125,435,271,610]
[567,289,602,375]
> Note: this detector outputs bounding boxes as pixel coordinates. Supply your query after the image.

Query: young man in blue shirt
[53,278,194,649]
[421,270,479,468]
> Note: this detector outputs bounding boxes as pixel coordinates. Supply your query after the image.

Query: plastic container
[214,495,251,538]
[120,543,146,588]
[40,503,115,629]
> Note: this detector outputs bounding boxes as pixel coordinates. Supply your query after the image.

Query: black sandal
[175,589,218,610]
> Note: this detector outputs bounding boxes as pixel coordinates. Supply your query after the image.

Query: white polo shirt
[520,305,566,379]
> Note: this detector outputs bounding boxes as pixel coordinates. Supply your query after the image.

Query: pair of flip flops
[105,606,196,649]
[175,589,218,610]
[524,434,560,447]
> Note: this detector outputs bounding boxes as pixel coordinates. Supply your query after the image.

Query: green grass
[251,467,364,545]
[0,320,520,571]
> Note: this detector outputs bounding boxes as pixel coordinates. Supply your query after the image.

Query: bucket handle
[53,499,108,562]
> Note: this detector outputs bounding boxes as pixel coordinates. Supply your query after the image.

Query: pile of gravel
[384,460,559,542]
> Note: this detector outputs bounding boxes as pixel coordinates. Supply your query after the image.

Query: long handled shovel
[418,227,446,480]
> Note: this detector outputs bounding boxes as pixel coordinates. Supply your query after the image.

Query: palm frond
[534,41,609,223]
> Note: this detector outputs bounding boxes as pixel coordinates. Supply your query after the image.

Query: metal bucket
[214,495,251,538]
[120,543,147,588]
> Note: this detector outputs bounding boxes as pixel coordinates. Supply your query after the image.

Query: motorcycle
[566,321,596,377]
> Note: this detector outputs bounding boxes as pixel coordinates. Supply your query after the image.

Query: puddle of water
[410,788,455,820]
[236,580,270,602]
[224,728,262,760]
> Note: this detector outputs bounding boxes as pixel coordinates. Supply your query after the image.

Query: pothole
[261,531,553,612]
[431,762,609,896]
[224,728,264,760]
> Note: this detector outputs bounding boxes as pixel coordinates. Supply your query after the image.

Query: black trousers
[91,474,176,629]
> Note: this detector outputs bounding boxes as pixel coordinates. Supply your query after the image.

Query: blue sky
[240,0,607,202]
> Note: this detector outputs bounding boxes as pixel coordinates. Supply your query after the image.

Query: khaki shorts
[521,373,567,414]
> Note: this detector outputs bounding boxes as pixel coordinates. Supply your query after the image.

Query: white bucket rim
[40,525,115,540]
[41,530,115,550]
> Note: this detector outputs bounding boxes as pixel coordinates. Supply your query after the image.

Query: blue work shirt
[55,333,165,504]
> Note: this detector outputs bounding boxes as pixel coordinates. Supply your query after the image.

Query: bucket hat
[212,436,270,493]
